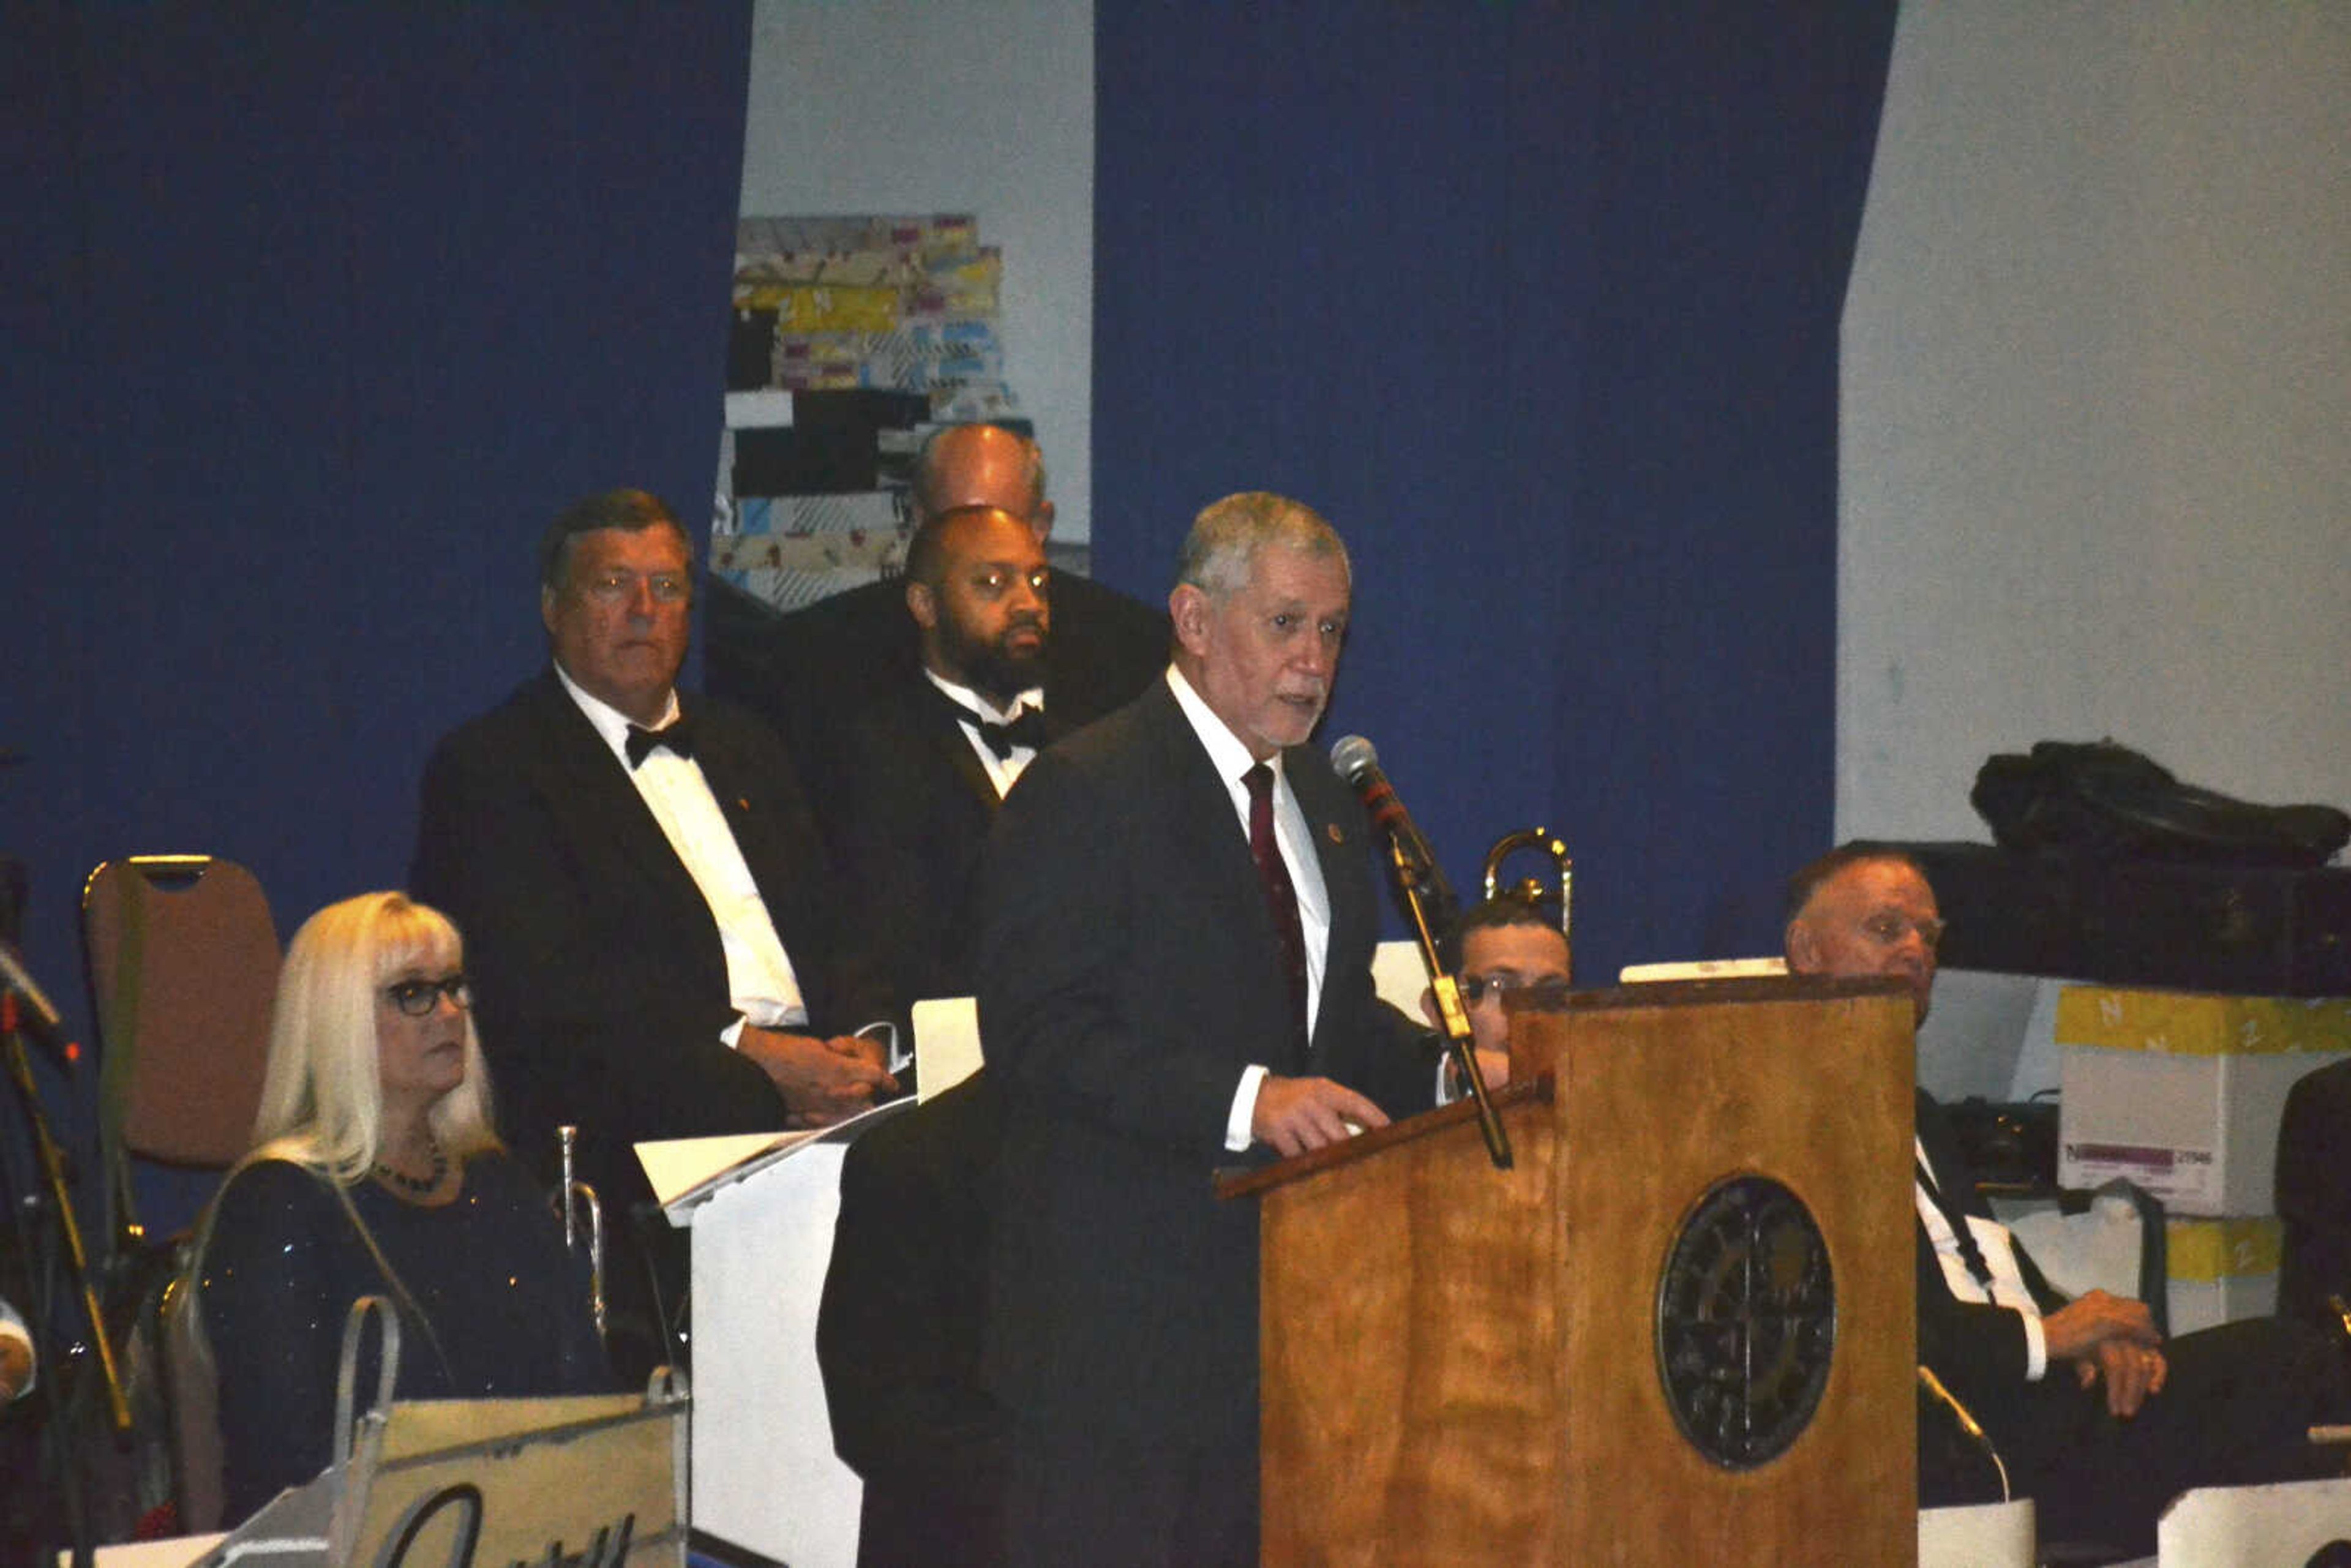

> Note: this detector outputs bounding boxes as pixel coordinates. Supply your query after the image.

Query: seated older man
[1784,842,2351,1555]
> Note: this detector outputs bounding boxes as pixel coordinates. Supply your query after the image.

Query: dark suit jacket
[2277,1057,2351,1324]
[1914,1088,2070,1433]
[974,680,1437,1454]
[1921,1090,2351,1550]
[826,680,1051,1011]
[409,669,888,1203]
[817,1070,1007,1568]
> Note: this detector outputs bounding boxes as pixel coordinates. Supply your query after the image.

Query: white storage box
[2055,987,2351,1217]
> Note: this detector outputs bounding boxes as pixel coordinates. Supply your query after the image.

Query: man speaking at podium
[975,492,1439,1567]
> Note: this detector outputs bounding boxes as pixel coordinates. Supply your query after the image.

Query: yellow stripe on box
[2165,1215,2282,1282]
[2055,987,2351,1058]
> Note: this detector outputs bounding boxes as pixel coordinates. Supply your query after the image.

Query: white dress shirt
[555,664,809,1042]
[1164,666,1333,1151]
[1916,1135,2050,1379]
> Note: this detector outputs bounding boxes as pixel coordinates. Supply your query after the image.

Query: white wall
[1842,3,2351,846]
[1847,6,2350,1100]
[739,0,1096,538]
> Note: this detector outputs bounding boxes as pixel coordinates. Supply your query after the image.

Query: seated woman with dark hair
[192,891,611,1520]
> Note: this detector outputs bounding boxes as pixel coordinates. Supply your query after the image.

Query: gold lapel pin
[1325,823,1344,845]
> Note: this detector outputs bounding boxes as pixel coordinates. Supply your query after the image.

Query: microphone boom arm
[1386,833,1512,1171]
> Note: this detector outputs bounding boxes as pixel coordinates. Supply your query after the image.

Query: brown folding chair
[81,855,279,1532]
[81,856,280,1192]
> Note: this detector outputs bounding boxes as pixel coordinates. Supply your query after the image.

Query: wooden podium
[1222,977,1918,1565]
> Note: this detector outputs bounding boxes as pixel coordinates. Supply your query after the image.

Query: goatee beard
[964,640,1045,709]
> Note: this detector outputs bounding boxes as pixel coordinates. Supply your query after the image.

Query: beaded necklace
[372,1138,448,1198]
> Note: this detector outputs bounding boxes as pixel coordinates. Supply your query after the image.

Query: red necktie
[1245,763,1311,1070]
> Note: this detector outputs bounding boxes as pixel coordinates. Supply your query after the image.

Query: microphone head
[1329,734,1379,786]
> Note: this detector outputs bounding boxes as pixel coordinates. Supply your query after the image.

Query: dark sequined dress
[198,1150,612,1520]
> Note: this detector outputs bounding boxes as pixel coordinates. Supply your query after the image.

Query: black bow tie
[967,705,1049,762]
[625,716,694,768]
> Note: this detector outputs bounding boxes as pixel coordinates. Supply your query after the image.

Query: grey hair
[1176,492,1350,600]
[1782,842,1928,925]
[536,489,691,594]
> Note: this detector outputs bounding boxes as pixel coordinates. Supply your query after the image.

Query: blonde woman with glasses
[191,891,609,1521]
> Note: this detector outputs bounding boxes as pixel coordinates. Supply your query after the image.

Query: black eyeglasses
[384,975,472,1017]
[1460,973,1570,1007]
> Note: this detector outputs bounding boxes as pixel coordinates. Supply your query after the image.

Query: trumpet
[1482,828,1573,984]
[556,1124,608,1342]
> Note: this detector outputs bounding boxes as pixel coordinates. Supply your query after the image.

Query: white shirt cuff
[2022,1310,2048,1381]
[1226,1064,1270,1151]
[1433,1055,1466,1106]
[858,1020,909,1075]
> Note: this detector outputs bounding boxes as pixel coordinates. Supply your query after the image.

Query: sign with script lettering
[201,1386,686,1568]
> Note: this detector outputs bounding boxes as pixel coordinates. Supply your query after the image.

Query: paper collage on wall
[713,214,1027,615]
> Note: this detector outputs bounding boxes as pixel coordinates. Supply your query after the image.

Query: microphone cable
[1919,1363,2010,1502]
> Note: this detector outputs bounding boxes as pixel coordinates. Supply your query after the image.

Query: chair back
[82,857,280,1169]
[158,1269,224,1531]
[2001,1177,2171,1336]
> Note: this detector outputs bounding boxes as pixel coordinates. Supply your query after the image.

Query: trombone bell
[1482,828,1573,984]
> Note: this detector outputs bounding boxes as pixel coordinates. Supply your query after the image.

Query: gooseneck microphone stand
[5,988,127,1568]
[1382,835,1512,1171]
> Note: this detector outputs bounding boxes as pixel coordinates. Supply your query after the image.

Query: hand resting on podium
[1251,1075,1389,1158]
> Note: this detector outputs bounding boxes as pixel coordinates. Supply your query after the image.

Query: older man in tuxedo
[975,492,1439,1567]
[411,490,895,1359]
[1785,843,2349,1553]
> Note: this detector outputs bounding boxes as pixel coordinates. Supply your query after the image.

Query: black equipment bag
[1972,739,2349,869]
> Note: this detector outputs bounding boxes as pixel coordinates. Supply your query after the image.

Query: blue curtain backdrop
[3,6,753,1216]
[1092,4,1897,980]
[4,2,1892,1202]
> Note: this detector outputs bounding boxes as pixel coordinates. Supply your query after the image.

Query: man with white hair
[1785,842,2351,1554]
[976,491,1439,1567]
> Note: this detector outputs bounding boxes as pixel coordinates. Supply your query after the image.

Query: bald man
[711,422,1169,922]
[1786,843,2351,1553]
[783,427,1146,1006]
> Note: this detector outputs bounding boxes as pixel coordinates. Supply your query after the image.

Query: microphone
[0,942,75,1068]
[1330,734,1507,1169]
[1329,736,1459,932]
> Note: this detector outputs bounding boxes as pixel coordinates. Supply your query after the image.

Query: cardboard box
[2055,987,2351,1217]
[2164,1215,2281,1335]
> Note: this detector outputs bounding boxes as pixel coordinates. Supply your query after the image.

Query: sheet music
[645,1098,913,1219]
[911,996,983,1100]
